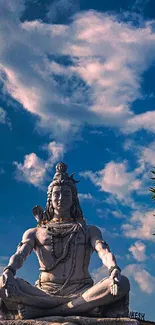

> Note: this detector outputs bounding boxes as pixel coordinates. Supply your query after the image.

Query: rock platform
[0,317,140,325]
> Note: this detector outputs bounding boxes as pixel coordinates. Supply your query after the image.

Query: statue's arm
[89,225,121,296]
[89,225,118,271]
[4,228,36,274]
[1,228,36,298]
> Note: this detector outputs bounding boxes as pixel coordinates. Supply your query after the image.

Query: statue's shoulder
[22,227,37,241]
[87,224,101,232]
[86,224,102,239]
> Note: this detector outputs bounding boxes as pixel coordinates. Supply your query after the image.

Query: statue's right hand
[2,270,17,298]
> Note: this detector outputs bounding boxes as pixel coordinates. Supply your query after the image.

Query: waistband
[38,277,93,285]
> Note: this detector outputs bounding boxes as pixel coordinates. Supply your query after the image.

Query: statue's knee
[0,276,8,300]
[0,277,3,297]
[120,275,130,293]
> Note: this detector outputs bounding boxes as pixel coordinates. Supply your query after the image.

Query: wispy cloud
[14,141,65,188]
[122,209,155,241]
[0,168,5,175]
[80,161,141,201]
[123,111,155,134]
[1,2,155,139]
[78,193,93,200]
[0,107,11,128]
[124,140,155,195]
[47,0,79,23]
[123,264,155,294]
[129,241,147,261]
[0,256,9,273]
[91,265,109,283]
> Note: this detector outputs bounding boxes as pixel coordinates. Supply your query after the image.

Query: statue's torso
[34,222,93,284]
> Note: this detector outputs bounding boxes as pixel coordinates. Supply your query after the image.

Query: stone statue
[0,162,130,320]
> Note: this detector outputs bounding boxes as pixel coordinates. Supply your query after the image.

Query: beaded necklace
[48,223,76,261]
[40,222,80,272]
[39,221,87,294]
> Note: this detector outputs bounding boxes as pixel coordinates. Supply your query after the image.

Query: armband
[3,266,16,276]
[109,265,121,276]
[94,240,110,250]
[22,240,34,249]
[17,242,23,249]
[17,240,34,250]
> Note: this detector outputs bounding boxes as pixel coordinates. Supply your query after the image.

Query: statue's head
[44,162,84,221]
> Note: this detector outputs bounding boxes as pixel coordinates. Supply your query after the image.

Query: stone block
[0,317,140,325]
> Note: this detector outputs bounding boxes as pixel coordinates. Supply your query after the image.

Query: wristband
[109,265,121,276]
[3,266,16,276]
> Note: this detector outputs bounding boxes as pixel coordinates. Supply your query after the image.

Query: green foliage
[150,168,155,201]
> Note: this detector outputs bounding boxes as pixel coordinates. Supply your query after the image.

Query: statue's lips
[57,203,67,208]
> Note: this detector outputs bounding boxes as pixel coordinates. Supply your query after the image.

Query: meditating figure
[0,162,130,319]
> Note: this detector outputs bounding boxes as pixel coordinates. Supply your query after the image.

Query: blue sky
[0,0,155,320]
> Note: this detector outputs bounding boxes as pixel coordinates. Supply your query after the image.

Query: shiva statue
[0,162,130,319]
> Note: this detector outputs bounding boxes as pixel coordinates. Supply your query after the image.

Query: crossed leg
[0,275,130,319]
[0,276,69,315]
[50,275,130,316]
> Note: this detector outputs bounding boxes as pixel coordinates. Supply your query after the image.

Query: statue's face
[52,184,73,213]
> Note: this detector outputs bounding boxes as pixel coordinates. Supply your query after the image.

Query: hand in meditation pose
[0,162,130,319]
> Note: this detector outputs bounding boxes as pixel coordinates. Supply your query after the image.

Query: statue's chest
[36,225,88,248]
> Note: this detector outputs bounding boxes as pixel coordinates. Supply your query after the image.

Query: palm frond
[150,168,155,201]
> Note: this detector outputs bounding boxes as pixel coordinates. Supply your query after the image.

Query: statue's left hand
[110,268,121,296]
[2,270,17,298]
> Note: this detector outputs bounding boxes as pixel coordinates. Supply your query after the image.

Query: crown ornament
[52,162,80,184]
[56,162,67,173]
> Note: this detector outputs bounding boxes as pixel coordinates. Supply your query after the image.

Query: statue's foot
[18,304,55,319]
[86,307,102,318]
[18,304,41,319]
[0,298,18,320]
[0,299,4,319]
[0,308,4,320]
[100,293,129,318]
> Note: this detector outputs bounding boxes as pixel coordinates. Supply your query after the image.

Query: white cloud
[96,207,126,219]
[122,210,155,241]
[123,111,155,134]
[1,3,155,137]
[123,264,155,294]
[89,130,104,136]
[0,107,11,128]
[91,266,108,283]
[47,0,79,23]
[0,266,4,274]
[0,168,5,175]
[129,241,147,261]
[14,153,47,188]
[80,161,141,200]
[111,210,126,219]
[138,142,155,172]
[0,256,9,273]
[14,141,65,188]
[0,107,7,124]
[78,193,93,200]
[124,140,155,195]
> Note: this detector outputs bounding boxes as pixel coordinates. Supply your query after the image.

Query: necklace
[52,217,74,223]
[39,222,85,294]
[51,237,72,261]
[37,217,75,227]
[48,224,77,236]
[48,223,79,262]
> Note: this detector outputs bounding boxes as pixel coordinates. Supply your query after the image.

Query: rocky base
[0,317,140,325]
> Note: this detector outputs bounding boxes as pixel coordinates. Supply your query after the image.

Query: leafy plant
[150,168,155,235]
[150,168,155,201]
